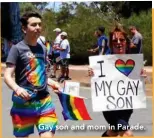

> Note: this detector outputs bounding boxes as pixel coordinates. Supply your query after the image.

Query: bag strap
[39,37,46,46]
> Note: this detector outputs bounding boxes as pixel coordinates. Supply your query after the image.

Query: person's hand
[53,46,59,50]
[52,45,56,49]
[130,42,136,48]
[48,78,61,93]
[140,69,147,78]
[52,82,61,93]
[15,87,31,100]
[87,49,92,52]
[88,68,94,77]
[87,49,95,53]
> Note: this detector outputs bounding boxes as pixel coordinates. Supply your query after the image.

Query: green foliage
[95,1,152,18]
[42,10,57,41]
[19,2,152,65]
[121,10,152,65]
[19,3,38,16]
[19,2,48,16]
[61,4,111,64]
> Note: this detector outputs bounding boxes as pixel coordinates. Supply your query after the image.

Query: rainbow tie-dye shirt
[26,56,46,87]
[6,41,49,101]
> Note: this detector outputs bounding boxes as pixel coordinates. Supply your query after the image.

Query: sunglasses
[112,38,126,43]
[113,45,124,49]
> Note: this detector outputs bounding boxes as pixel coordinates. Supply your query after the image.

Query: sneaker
[60,78,65,83]
[65,76,71,80]
[57,76,64,82]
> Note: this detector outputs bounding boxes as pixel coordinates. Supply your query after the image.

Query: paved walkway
[1,63,152,96]
[69,65,153,72]
[2,63,152,72]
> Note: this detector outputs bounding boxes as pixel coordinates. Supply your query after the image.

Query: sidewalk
[1,63,91,87]
[69,65,153,87]
[1,63,152,96]
[1,63,152,87]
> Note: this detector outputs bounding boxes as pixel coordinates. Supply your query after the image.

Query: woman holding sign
[88,26,146,137]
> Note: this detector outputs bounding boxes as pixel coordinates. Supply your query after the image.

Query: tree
[93,1,152,18]
[19,3,38,15]
[32,2,48,11]
[18,2,152,65]
[19,2,48,15]
[55,2,73,26]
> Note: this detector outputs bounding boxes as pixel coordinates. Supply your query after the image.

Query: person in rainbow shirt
[4,11,60,138]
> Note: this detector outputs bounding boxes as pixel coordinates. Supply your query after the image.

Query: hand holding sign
[88,68,94,77]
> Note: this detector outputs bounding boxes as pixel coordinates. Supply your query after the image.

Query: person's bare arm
[4,64,19,91]
[130,42,136,48]
[47,78,61,93]
[101,39,106,55]
[93,46,99,52]
[52,44,58,49]
[4,64,30,100]
[101,47,105,55]
[55,46,65,51]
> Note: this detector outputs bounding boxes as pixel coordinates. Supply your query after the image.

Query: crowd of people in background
[36,27,71,83]
[88,25,143,56]
[35,24,143,85]
[2,24,143,84]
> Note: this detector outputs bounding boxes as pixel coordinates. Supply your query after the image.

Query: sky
[45,1,91,12]
[46,2,62,12]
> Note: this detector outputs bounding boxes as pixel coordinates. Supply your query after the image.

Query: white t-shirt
[54,33,62,53]
[60,39,70,59]
[54,33,62,45]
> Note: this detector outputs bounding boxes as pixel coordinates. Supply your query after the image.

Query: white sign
[89,54,146,112]
[63,81,80,96]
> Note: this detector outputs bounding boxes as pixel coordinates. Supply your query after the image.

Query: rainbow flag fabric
[58,92,92,121]
[115,59,135,76]
[46,42,52,55]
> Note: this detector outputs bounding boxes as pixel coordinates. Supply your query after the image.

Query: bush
[121,10,152,65]
[42,6,152,65]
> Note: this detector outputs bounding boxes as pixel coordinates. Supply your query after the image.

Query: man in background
[52,28,62,78]
[129,26,143,53]
[55,32,71,82]
[88,26,110,55]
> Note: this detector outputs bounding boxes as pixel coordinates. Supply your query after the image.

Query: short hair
[129,26,136,30]
[98,26,105,33]
[20,11,42,27]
